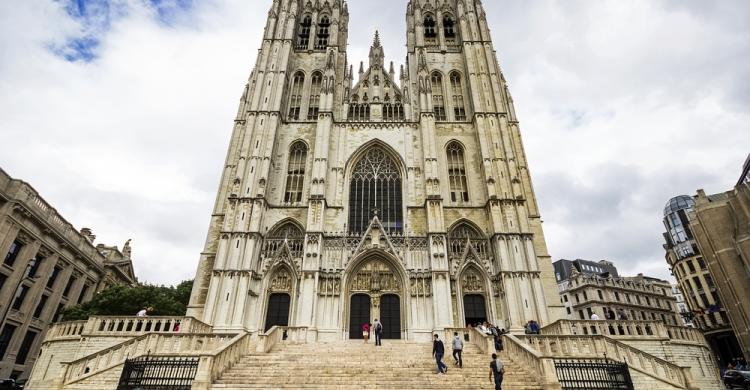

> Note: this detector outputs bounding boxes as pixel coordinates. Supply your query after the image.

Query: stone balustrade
[665,325,705,344]
[192,332,252,390]
[501,332,562,390]
[541,319,709,347]
[257,326,309,353]
[518,334,694,389]
[44,316,213,342]
[62,332,235,385]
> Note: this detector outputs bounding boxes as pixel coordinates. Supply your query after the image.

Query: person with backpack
[432,334,448,374]
[452,331,463,368]
[373,319,383,346]
[489,353,505,389]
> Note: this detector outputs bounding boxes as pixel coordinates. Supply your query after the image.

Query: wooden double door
[349,293,401,339]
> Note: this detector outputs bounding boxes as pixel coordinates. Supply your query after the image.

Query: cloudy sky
[1,0,747,285]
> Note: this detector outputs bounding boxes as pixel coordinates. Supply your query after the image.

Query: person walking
[373,319,383,346]
[362,322,370,344]
[488,352,505,390]
[452,332,463,368]
[432,334,448,374]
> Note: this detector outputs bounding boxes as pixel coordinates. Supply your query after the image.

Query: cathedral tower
[187,0,563,339]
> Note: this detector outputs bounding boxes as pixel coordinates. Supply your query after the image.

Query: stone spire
[369,30,384,69]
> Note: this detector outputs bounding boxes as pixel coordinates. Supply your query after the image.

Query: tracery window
[307,72,322,120]
[383,103,405,121]
[348,147,403,234]
[424,15,437,43]
[443,15,456,44]
[297,15,312,50]
[431,72,447,121]
[448,223,487,259]
[284,141,307,204]
[315,16,330,50]
[288,72,305,120]
[450,72,466,121]
[263,222,304,258]
[348,103,370,121]
[447,141,469,203]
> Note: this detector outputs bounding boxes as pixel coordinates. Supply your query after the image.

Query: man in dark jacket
[373,319,383,346]
[432,334,448,374]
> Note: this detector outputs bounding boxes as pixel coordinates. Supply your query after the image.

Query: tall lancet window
[348,147,403,234]
[443,15,456,44]
[447,141,469,203]
[307,72,322,120]
[450,72,467,121]
[431,72,447,121]
[284,141,308,204]
[288,72,304,120]
[315,16,330,50]
[424,15,437,44]
[297,15,312,50]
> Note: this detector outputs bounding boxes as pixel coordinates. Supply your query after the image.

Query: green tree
[60,280,193,321]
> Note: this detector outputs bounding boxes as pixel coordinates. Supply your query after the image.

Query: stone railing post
[83,317,98,334]
[681,366,700,390]
[540,358,562,390]
[191,356,213,390]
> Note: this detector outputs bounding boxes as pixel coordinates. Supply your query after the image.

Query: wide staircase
[211,340,542,390]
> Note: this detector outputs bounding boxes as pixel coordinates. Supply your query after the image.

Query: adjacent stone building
[663,194,742,365]
[672,284,693,327]
[688,159,750,362]
[0,168,137,381]
[554,259,682,325]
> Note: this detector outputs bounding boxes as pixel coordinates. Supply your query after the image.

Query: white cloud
[0,0,747,284]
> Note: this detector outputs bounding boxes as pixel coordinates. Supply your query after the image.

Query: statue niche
[350,259,400,294]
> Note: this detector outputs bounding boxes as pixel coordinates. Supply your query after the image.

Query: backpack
[492,359,505,375]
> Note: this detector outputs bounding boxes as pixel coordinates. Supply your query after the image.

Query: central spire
[369,30,384,69]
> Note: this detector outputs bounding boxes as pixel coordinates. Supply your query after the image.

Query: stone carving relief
[269,267,293,293]
[350,259,400,293]
[461,267,485,293]
[410,276,432,297]
[318,274,341,296]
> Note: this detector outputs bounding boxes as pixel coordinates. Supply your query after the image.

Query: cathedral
[186,0,564,341]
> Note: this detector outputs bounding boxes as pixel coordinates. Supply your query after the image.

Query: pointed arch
[315,15,331,50]
[443,14,457,44]
[283,141,308,204]
[296,15,312,50]
[263,219,305,260]
[346,142,405,235]
[458,262,492,327]
[431,72,447,121]
[450,71,467,121]
[446,141,469,203]
[307,71,323,120]
[288,71,305,120]
[423,13,437,44]
[448,220,487,259]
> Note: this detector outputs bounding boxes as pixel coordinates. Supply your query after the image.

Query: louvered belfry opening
[348,147,403,235]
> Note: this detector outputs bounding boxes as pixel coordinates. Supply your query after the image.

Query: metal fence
[117,356,199,390]
[554,358,634,390]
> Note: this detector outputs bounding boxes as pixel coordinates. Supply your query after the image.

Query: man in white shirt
[136,307,150,317]
[590,312,600,320]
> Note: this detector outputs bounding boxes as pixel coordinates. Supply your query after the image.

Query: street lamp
[0,259,40,333]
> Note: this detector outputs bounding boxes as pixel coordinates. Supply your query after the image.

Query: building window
[383,100,405,121]
[443,15,456,43]
[288,72,305,120]
[575,294,580,303]
[0,274,6,291]
[424,14,437,43]
[597,290,603,300]
[315,16,330,50]
[63,276,76,297]
[563,295,568,302]
[348,146,403,234]
[47,265,61,288]
[33,295,48,319]
[77,284,90,304]
[687,260,696,273]
[27,254,44,278]
[614,292,620,301]
[12,285,29,310]
[450,72,466,121]
[307,72,322,120]
[297,15,312,50]
[4,241,23,267]
[583,291,588,300]
[14,330,37,365]
[348,103,370,121]
[448,222,486,259]
[446,141,469,203]
[431,72,446,121]
[55,303,65,322]
[578,310,585,320]
[566,307,571,314]
[0,324,17,360]
[283,141,308,204]
[262,222,305,259]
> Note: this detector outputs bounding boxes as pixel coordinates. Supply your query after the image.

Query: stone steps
[211,341,543,390]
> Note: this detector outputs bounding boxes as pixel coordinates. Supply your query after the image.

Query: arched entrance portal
[346,257,404,339]
[265,293,291,331]
[463,294,487,326]
[349,294,371,339]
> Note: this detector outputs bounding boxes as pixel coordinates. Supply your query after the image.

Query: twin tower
[186,0,564,341]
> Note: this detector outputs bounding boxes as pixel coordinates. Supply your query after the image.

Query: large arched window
[348,147,403,234]
[450,72,466,121]
[288,72,305,120]
[297,15,312,50]
[424,14,437,44]
[315,16,331,50]
[443,15,456,44]
[284,141,307,204]
[263,221,304,258]
[431,72,447,121]
[447,141,469,203]
[307,72,322,120]
[448,222,487,259]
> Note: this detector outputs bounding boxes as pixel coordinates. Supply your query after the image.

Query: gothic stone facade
[187,0,564,341]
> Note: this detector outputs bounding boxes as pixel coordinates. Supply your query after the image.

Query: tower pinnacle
[369,30,384,68]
